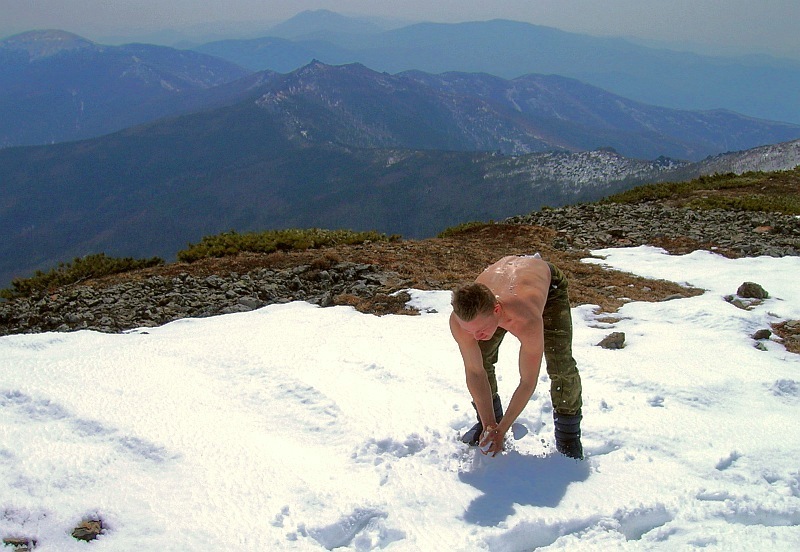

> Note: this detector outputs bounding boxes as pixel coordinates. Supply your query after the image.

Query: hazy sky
[2,0,798,59]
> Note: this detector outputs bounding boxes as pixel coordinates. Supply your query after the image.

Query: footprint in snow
[290,507,406,550]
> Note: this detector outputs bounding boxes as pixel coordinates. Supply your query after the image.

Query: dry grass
[55,174,800,352]
[605,167,800,215]
[93,223,704,315]
[85,221,800,355]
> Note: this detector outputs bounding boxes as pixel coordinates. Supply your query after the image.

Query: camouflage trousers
[478,262,583,416]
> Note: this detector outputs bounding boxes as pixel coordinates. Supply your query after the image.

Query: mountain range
[1,55,799,289]
[5,14,800,150]
[2,16,800,289]
[3,32,800,159]
[2,133,797,290]
[195,11,800,125]
[0,30,250,147]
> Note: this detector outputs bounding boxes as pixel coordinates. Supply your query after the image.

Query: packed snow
[1,246,799,551]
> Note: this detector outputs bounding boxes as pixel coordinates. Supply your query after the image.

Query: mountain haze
[398,70,800,160]
[196,13,800,125]
[3,22,800,291]
[5,28,799,156]
[209,61,800,161]
[267,9,390,39]
[1,60,798,288]
[0,30,250,147]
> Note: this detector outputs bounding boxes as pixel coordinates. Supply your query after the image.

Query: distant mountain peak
[290,60,373,80]
[0,29,95,61]
[292,8,348,19]
[302,58,330,71]
[269,9,386,39]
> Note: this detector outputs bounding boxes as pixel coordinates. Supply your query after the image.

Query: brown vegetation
[94,223,703,315]
[771,321,800,354]
[32,168,800,351]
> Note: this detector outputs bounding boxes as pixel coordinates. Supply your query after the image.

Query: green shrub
[602,174,741,204]
[437,221,494,238]
[602,169,800,214]
[687,195,800,215]
[177,228,399,263]
[1,254,164,299]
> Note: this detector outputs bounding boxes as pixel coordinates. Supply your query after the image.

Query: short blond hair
[451,283,496,321]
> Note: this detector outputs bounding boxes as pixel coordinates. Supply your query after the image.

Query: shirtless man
[449,255,583,459]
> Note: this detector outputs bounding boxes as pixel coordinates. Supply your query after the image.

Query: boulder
[598,332,626,349]
[737,282,769,299]
[72,519,103,541]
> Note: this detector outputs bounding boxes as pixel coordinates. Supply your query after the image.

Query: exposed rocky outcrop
[2,537,36,551]
[1,204,798,337]
[0,262,405,336]
[506,203,800,257]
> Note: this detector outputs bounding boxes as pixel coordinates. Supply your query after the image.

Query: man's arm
[500,339,543,433]
[449,313,497,428]
[481,319,544,454]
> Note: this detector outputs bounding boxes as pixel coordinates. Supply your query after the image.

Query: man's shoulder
[449,311,470,339]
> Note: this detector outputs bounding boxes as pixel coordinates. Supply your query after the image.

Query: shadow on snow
[459,450,590,526]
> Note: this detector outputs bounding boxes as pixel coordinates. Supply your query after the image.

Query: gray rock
[506,204,800,258]
[598,332,626,349]
[0,262,394,336]
[737,282,769,299]
[237,296,262,310]
[753,329,772,340]
[72,519,102,541]
[4,203,798,337]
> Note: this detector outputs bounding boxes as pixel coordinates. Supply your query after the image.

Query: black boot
[553,410,583,460]
[461,395,504,445]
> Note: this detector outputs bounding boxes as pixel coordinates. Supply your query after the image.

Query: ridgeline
[1,169,798,338]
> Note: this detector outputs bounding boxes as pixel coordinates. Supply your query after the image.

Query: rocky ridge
[0,261,407,336]
[1,203,798,337]
[507,202,800,257]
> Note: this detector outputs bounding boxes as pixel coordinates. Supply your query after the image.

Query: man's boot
[461,395,503,445]
[553,410,583,460]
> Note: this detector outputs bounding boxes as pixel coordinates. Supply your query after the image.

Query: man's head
[451,283,498,322]
[452,283,501,340]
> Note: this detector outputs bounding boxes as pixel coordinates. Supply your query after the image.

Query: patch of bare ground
[647,236,741,258]
[771,321,800,354]
[91,223,703,315]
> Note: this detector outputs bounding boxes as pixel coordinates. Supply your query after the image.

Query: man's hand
[479,424,505,456]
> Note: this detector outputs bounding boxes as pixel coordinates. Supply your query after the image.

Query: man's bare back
[475,255,551,337]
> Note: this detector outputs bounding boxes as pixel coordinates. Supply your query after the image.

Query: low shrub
[438,221,494,238]
[602,169,800,215]
[177,228,400,263]
[687,194,800,215]
[603,173,742,204]
[1,254,164,299]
